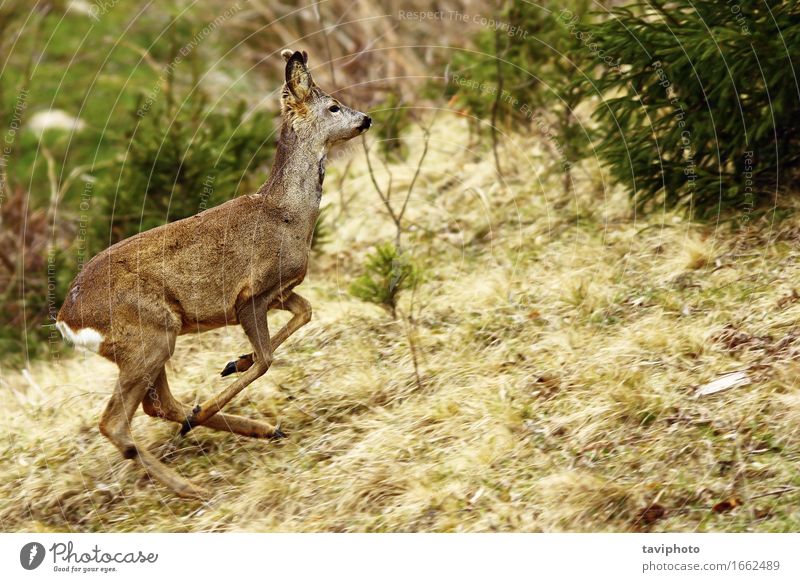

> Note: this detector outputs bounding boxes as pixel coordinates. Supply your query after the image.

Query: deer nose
[359,116,372,131]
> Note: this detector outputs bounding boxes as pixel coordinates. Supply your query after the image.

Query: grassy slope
[2,119,800,532]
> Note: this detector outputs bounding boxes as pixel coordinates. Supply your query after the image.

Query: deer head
[280,49,371,149]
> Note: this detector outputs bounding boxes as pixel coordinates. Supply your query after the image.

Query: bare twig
[40,146,59,220]
[362,134,399,228]
[40,145,118,225]
[395,127,430,248]
[490,23,506,178]
[313,3,336,86]
[750,486,797,500]
[397,281,424,394]
[362,124,431,250]
[400,311,423,393]
[562,107,572,197]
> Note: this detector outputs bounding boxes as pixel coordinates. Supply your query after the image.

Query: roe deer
[56,50,371,498]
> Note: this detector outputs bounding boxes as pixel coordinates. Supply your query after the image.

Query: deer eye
[328,105,340,113]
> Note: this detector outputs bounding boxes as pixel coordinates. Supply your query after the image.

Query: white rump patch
[56,320,104,353]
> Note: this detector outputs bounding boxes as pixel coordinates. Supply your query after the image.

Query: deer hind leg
[100,364,209,499]
[182,293,274,434]
[143,368,283,439]
[219,291,312,377]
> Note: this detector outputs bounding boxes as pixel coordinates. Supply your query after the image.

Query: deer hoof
[271,426,287,440]
[220,354,253,377]
[220,360,237,377]
[179,420,193,436]
[180,405,202,436]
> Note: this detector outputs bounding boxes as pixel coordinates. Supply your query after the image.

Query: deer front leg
[182,293,274,435]
[219,292,312,377]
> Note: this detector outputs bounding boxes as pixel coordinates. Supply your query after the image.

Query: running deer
[56,50,371,498]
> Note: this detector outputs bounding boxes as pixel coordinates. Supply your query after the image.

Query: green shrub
[350,242,420,318]
[584,0,800,218]
[446,1,599,183]
[90,95,273,253]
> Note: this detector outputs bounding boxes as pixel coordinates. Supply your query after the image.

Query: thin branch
[362,134,399,228]
[397,277,424,394]
[395,127,431,248]
[401,309,424,394]
[40,145,59,222]
[313,3,337,86]
[491,22,506,178]
[750,486,797,500]
[40,147,118,225]
[376,151,395,209]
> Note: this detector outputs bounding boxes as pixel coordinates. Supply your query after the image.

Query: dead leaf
[753,507,772,520]
[712,324,755,351]
[634,503,666,525]
[770,330,800,354]
[695,371,750,397]
[532,375,561,399]
[469,487,485,505]
[711,325,772,353]
[777,289,799,309]
[712,496,743,513]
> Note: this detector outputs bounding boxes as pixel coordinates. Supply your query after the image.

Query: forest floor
[2,118,800,532]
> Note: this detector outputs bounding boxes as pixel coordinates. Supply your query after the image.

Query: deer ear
[285,51,312,101]
[281,49,293,62]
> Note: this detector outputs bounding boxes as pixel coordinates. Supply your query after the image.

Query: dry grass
[223,0,478,108]
[2,118,800,532]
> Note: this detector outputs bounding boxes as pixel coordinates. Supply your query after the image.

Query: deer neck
[259,123,327,210]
